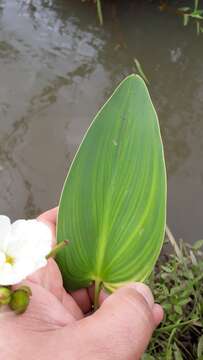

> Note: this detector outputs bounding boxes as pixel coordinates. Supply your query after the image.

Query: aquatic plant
[178,0,203,35]
[56,74,166,309]
[83,0,203,33]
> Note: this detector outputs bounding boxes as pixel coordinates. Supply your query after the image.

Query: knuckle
[116,286,155,325]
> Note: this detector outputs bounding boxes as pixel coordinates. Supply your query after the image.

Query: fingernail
[129,283,154,309]
[153,303,164,326]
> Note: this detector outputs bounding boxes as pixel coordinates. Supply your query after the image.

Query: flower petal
[10,220,51,256]
[0,262,25,285]
[0,218,52,286]
[11,219,28,244]
[0,251,6,267]
[0,215,12,252]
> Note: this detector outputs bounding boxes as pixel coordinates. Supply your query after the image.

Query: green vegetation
[143,230,203,359]
[56,75,166,309]
[56,73,203,358]
[83,0,203,33]
[179,0,203,34]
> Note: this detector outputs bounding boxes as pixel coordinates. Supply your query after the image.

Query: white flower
[0,216,52,285]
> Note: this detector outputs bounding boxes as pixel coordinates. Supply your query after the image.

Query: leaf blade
[56,74,167,291]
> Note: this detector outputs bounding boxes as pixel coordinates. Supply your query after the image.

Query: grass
[142,230,203,359]
[83,0,203,34]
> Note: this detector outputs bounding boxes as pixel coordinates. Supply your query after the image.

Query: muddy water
[0,0,202,242]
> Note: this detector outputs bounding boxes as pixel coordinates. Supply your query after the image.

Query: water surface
[0,0,203,242]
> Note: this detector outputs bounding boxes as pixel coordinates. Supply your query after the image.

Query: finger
[131,282,154,308]
[29,259,85,320]
[60,288,85,320]
[71,286,109,314]
[37,207,58,246]
[71,288,92,314]
[12,280,76,331]
[38,207,58,225]
[153,303,164,326]
[79,283,159,360]
[27,259,64,296]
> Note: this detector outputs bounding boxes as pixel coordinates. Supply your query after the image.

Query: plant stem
[46,240,69,259]
[96,0,103,25]
[165,224,182,259]
[157,318,199,333]
[94,279,102,311]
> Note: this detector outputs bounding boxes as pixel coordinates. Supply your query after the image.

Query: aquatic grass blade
[96,0,103,25]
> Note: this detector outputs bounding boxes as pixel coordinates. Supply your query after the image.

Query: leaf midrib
[94,80,133,278]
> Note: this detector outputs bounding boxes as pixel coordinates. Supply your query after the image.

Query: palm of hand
[0,208,163,360]
[0,209,95,359]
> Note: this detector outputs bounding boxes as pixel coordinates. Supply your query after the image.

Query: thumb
[79,283,163,360]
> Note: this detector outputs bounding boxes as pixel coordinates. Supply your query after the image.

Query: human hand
[0,207,163,360]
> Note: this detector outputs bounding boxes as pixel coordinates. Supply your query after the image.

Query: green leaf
[174,305,183,315]
[193,239,203,250]
[174,343,184,360]
[198,335,203,358]
[191,12,203,20]
[56,74,167,293]
[141,354,155,360]
[166,345,172,360]
[163,303,172,311]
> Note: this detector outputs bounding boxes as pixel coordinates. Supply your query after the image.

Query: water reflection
[0,0,202,242]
